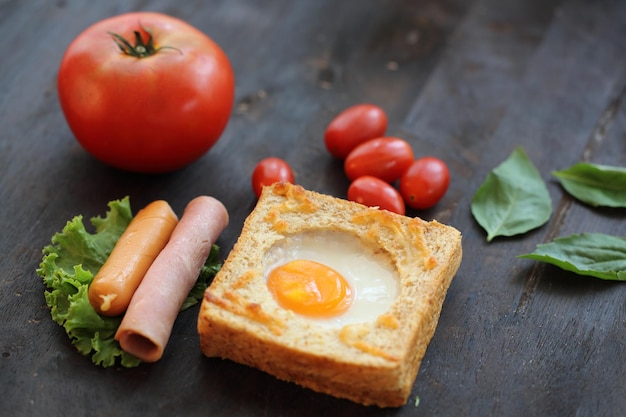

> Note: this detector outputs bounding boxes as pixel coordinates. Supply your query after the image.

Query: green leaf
[552,162,626,207]
[471,147,552,241]
[37,197,222,367]
[519,233,626,281]
[38,198,138,367]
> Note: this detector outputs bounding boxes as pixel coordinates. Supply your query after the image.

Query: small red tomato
[344,137,414,183]
[399,157,450,209]
[252,157,295,198]
[324,104,387,159]
[347,176,405,215]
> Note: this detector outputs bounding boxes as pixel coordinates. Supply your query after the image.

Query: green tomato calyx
[109,26,180,58]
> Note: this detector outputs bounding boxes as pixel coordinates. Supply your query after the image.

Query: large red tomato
[57,12,235,173]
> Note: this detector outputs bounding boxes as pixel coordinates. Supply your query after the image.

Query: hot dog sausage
[88,200,178,316]
[115,196,229,362]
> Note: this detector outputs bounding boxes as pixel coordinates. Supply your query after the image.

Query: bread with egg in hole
[197,182,462,407]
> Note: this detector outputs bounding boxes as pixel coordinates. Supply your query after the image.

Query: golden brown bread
[197,182,462,407]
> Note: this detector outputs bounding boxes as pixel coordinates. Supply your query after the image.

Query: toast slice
[198,182,462,407]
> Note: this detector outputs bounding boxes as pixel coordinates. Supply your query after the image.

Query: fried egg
[263,230,399,327]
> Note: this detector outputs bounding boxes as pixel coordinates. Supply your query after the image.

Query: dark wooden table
[2,1,625,416]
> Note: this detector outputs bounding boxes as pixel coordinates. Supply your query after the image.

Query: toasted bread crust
[198,182,462,407]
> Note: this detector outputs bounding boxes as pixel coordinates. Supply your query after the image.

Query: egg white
[263,230,399,327]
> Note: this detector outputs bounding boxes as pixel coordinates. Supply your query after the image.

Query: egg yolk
[266,259,354,318]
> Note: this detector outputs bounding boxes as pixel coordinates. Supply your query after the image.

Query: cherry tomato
[252,157,295,198]
[399,157,450,209]
[324,104,387,159]
[344,137,414,183]
[57,12,235,173]
[347,176,405,215]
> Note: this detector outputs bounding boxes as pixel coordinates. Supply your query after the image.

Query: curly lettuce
[37,197,221,368]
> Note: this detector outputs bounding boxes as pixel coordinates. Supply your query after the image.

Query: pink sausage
[115,196,229,362]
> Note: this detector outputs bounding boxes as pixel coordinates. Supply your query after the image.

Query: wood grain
[1,0,624,416]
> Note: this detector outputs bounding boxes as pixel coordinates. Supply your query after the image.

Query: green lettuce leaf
[519,233,626,281]
[37,197,221,367]
[552,162,626,207]
[471,147,553,241]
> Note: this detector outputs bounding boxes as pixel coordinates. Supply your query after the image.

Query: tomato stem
[109,25,181,58]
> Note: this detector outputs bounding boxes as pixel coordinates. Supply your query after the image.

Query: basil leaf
[471,147,552,241]
[519,233,626,281]
[552,162,626,207]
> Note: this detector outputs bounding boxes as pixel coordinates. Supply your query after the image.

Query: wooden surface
[1,0,625,415]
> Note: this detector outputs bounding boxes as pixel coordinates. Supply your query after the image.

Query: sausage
[115,196,229,362]
[88,200,178,316]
